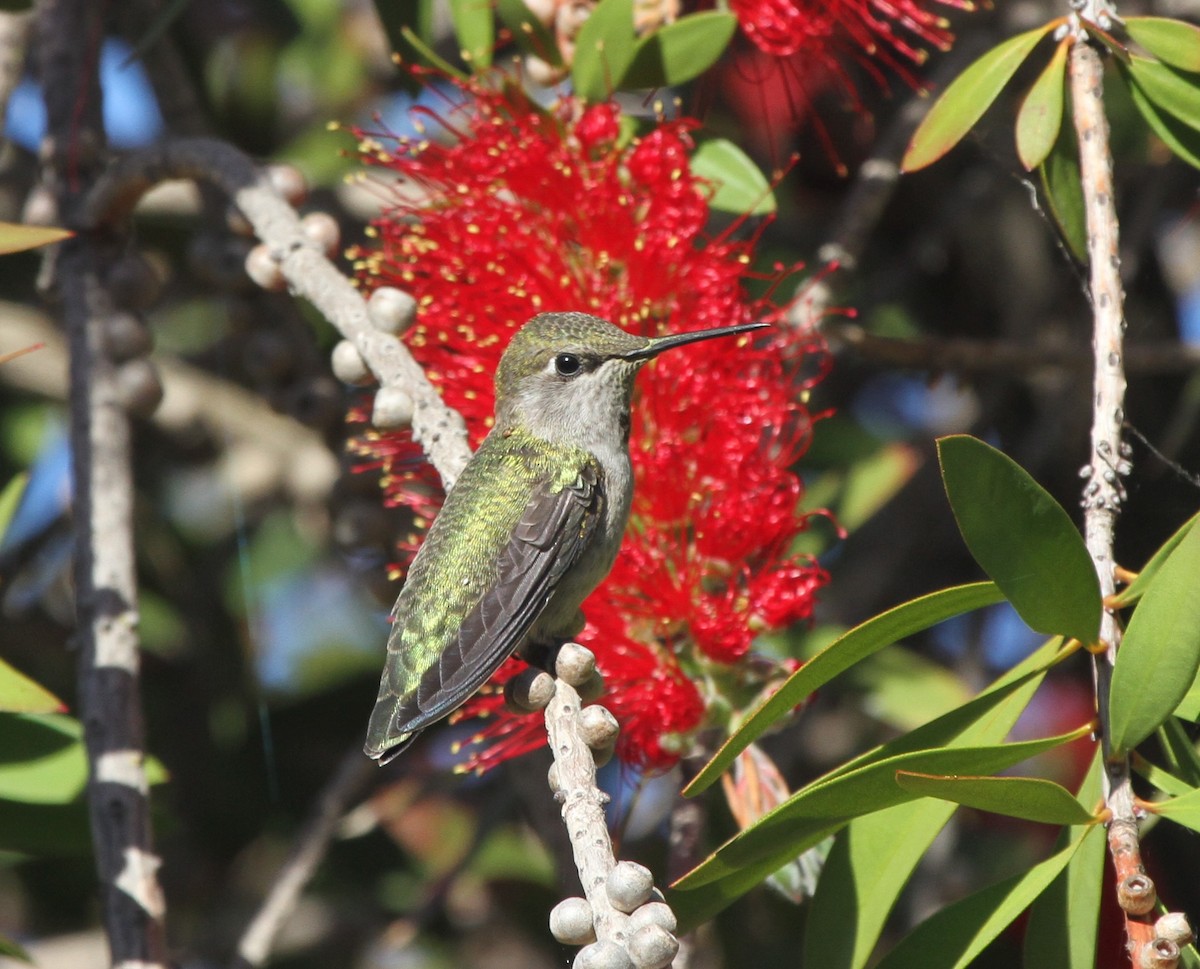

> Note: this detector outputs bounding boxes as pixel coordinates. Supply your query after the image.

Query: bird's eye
[554,353,582,377]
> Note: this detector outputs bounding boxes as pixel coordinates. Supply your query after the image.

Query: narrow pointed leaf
[0,713,79,763]
[1109,519,1200,755]
[894,771,1097,824]
[1127,55,1200,132]
[495,0,562,65]
[1131,753,1196,797]
[1016,38,1069,170]
[1125,17,1200,72]
[0,658,65,714]
[1123,68,1200,170]
[1151,785,1200,832]
[689,137,776,215]
[804,799,957,969]
[0,222,71,255]
[1157,718,1200,787]
[673,663,1050,928]
[372,0,435,65]
[824,638,1063,784]
[1174,672,1200,722]
[449,0,494,68]
[676,725,1090,890]
[686,582,1005,795]
[874,829,1096,969]
[623,12,737,89]
[902,24,1058,172]
[571,0,636,102]
[1024,754,1105,969]
[1038,120,1088,261]
[1111,511,1200,607]
[938,436,1100,642]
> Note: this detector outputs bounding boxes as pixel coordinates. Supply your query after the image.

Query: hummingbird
[364,311,768,764]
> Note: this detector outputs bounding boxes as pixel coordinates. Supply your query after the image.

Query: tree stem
[1068,34,1152,964]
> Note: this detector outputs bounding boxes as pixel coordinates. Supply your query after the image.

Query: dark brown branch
[36,0,168,964]
[824,319,1200,376]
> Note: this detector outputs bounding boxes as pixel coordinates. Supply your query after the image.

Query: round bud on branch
[573,940,633,969]
[555,643,597,686]
[550,896,597,946]
[606,862,654,914]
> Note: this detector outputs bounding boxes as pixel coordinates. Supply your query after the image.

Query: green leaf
[689,138,776,216]
[1111,511,1200,608]
[623,12,737,89]
[1174,673,1200,723]
[685,582,1006,796]
[894,772,1097,825]
[0,658,65,714]
[399,25,467,78]
[673,657,1054,928]
[1127,55,1200,132]
[0,713,80,763]
[0,799,93,855]
[1017,38,1069,170]
[571,0,636,102]
[1151,785,1200,833]
[1023,754,1105,969]
[0,735,87,804]
[1156,718,1200,788]
[676,725,1090,890]
[804,799,957,969]
[1109,519,1200,755]
[449,0,494,68]
[1123,67,1200,170]
[0,222,72,255]
[1132,753,1198,797]
[1125,17,1200,72]
[850,646,972,732]
[874,829,1097,969]
[495,0,562,66]
[1038,119,1088,262]
[371,0,434,63]
[0,472,28,541]
[902,23,1058,172]
[0,933,31,963]
[938,435,1101,643]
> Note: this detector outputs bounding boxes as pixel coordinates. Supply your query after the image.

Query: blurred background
[0,0,1197,966]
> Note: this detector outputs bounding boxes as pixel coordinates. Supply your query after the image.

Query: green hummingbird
[365,311,768,764]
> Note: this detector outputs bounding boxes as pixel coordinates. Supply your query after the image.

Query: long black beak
[621,321,771,362]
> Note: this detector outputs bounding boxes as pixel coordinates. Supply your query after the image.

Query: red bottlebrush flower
[718,0,974,169]
[350,73,830,771]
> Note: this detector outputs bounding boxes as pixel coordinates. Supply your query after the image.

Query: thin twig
[823,319,1200,375]
[0,302,339,509]
[231,748,375,969]
[36,0,169,964]
[1068,29,1151,965]
[82,137,473,491]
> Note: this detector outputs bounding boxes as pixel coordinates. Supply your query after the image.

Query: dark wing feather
[408,465,601,726]
[365,459,603,762]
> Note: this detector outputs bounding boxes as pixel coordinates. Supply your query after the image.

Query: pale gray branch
[82,137,472,491]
